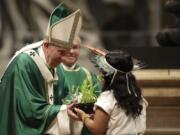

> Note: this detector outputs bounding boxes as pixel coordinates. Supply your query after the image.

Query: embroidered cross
[49,94,54,101]
[29,51,35,56]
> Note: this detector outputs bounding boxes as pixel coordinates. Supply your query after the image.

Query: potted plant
[73,78,97,114]
[63,78,97,114]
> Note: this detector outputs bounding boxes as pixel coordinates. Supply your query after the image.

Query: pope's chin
[50,60,62,68]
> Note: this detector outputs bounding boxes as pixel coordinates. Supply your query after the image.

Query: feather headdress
[83,45,146,72]
[83,45,147,96]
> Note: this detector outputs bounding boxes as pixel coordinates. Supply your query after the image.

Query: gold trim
[45,36,73,49]
[46,9,81,49]
[51,37,72,49]
[69,11,80,47]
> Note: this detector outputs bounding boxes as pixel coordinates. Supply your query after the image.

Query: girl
[74,50,148,135]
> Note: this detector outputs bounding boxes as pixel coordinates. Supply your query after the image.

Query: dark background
[0,0,180,69]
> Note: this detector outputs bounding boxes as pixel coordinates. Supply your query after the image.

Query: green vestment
[0,53,64,135]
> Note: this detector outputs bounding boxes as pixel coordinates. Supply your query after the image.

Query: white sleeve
[45,105,83,135]
[95,91,116,115]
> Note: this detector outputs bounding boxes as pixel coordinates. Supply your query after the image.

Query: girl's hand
[74,108,85,119]
[74,108,90,122]
[67,103,81,121]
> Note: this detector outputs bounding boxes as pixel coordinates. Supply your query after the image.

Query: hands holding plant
[66,78,97,122]
[67,104,92,124]
[67,103,81,121]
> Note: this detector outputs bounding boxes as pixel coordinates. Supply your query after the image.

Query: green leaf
[80,78,97,103]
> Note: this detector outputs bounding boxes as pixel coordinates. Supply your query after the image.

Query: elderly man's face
[44,43,69,68]
[61,37,81,67]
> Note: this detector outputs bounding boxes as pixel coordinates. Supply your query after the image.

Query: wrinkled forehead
[45,36,81,50]
[47,42,70,52]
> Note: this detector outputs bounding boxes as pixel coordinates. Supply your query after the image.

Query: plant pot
[73,103,94,114]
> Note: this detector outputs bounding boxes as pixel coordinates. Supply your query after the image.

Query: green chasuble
[56,64,102,135]
[0,53,63,135]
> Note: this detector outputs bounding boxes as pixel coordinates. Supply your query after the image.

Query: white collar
[38,46,47,66]
[38,46,58,80]
[61,63,80,71]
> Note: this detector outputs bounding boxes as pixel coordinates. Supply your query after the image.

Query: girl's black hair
[102,51,143,118]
